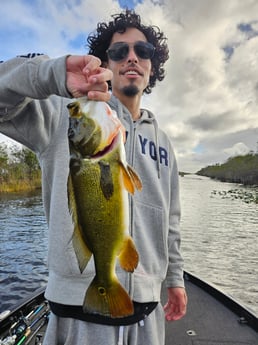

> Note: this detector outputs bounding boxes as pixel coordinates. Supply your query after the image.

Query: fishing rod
[24,316,48,345]
[0,302,49,345]
[9,302,47,337]
[24,303,46,322]
[14,312,49,345]
[13,305,50,345]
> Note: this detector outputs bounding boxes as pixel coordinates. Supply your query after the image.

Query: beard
[121,84,139,97]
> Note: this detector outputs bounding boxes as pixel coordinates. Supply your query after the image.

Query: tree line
[1,143,258,192]
[0,143,41,192]
[197,153,258,186]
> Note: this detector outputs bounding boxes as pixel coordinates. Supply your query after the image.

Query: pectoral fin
[118,236,139,272]
[67,173,92,273]
[119,162,142,194]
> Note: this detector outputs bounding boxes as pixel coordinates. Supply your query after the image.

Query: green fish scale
[71,157,126,281]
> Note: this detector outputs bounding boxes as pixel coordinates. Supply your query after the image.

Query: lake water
[0,191,48,312]
[0,176,257,316]
[179,174,258,316]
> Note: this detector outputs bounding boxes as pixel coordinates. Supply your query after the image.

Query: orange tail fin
[83,276,134,318]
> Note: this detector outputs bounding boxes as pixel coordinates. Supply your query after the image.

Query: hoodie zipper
[129,121,138,235]
[128,120,138,298]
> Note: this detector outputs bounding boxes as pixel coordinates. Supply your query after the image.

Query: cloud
[138,0,258,171]
[223,142,251,157]
[0,0,121,58]
[1,0,258,173]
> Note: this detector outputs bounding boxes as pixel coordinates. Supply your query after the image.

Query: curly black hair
[87,10,169,94]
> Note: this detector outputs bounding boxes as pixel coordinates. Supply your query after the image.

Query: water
[0,191,48,311]
[0,176,257,316]
[180,174,258,316]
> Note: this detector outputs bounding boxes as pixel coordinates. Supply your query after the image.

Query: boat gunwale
[184,271,258,332]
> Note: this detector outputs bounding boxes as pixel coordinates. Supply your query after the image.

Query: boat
[162,272,258,344]
[0,271,257,345]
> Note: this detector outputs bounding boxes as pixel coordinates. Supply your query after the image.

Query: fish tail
[83,277,134,318]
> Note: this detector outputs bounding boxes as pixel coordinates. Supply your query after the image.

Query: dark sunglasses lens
[107,43,129,61]
[107,42,155,61]
[134,42,155,59]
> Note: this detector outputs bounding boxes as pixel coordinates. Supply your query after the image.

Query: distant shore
[196,153,258,186]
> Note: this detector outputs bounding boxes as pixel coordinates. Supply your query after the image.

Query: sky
[1,0,258,172]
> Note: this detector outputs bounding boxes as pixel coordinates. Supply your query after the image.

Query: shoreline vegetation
[1,143,258,193]
[196,153,258,186]
[0,143,41,193]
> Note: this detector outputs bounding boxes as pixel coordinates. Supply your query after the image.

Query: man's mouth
[121,67,142,77]
[124,70,139,76]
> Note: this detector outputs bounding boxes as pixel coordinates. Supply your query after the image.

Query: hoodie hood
[108,94,155,124]
[108,95,161,178]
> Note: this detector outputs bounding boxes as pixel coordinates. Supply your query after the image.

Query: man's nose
[127,47,138,63]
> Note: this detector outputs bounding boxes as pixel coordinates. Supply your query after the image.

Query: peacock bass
[67,98,142,318]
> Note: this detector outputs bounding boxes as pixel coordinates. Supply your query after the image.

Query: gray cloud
[188,111,236,132]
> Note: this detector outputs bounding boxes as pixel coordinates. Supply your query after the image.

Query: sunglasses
[106,41,155,62]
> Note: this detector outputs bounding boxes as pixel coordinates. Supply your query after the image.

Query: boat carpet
[161,276,258,345]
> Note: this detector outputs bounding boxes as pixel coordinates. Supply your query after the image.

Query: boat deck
[162,273,258,344]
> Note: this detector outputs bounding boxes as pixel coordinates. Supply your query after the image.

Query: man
[0,10,186,345]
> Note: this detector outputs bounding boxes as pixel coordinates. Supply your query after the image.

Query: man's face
[106,28,153,99]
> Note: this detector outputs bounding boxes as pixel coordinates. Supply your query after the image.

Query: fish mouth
[91,132,120,159]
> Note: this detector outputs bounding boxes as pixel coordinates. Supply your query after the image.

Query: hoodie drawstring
[153,118,161,179]
[118,326,124,345]
[117,320,145,345]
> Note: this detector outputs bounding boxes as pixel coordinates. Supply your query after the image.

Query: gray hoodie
[0,54,184,306]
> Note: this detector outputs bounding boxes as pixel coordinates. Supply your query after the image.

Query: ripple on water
[180,175,258,316]
[0,191,48,312]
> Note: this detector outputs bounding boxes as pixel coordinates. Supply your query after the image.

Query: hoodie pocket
[133,200,168,277]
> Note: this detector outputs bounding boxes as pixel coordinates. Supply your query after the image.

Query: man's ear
[102,61,108,68]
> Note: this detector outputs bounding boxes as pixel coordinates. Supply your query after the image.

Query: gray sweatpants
[43,303,165,345]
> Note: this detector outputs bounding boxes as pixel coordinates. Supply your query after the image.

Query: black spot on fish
[98,161,114,200]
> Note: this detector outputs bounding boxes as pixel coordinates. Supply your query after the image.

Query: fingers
[164,287,187,322]
[87,90,111,102]
[86,68,112,101]
[87,67,113,98]
[66,55,112,101]
[82,56,112,85]
[88,67,113,85]
[81,55,102,74]
[164,302,186,321]
[164,301,186,321]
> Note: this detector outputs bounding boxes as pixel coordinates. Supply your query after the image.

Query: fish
[67,98,142,318]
